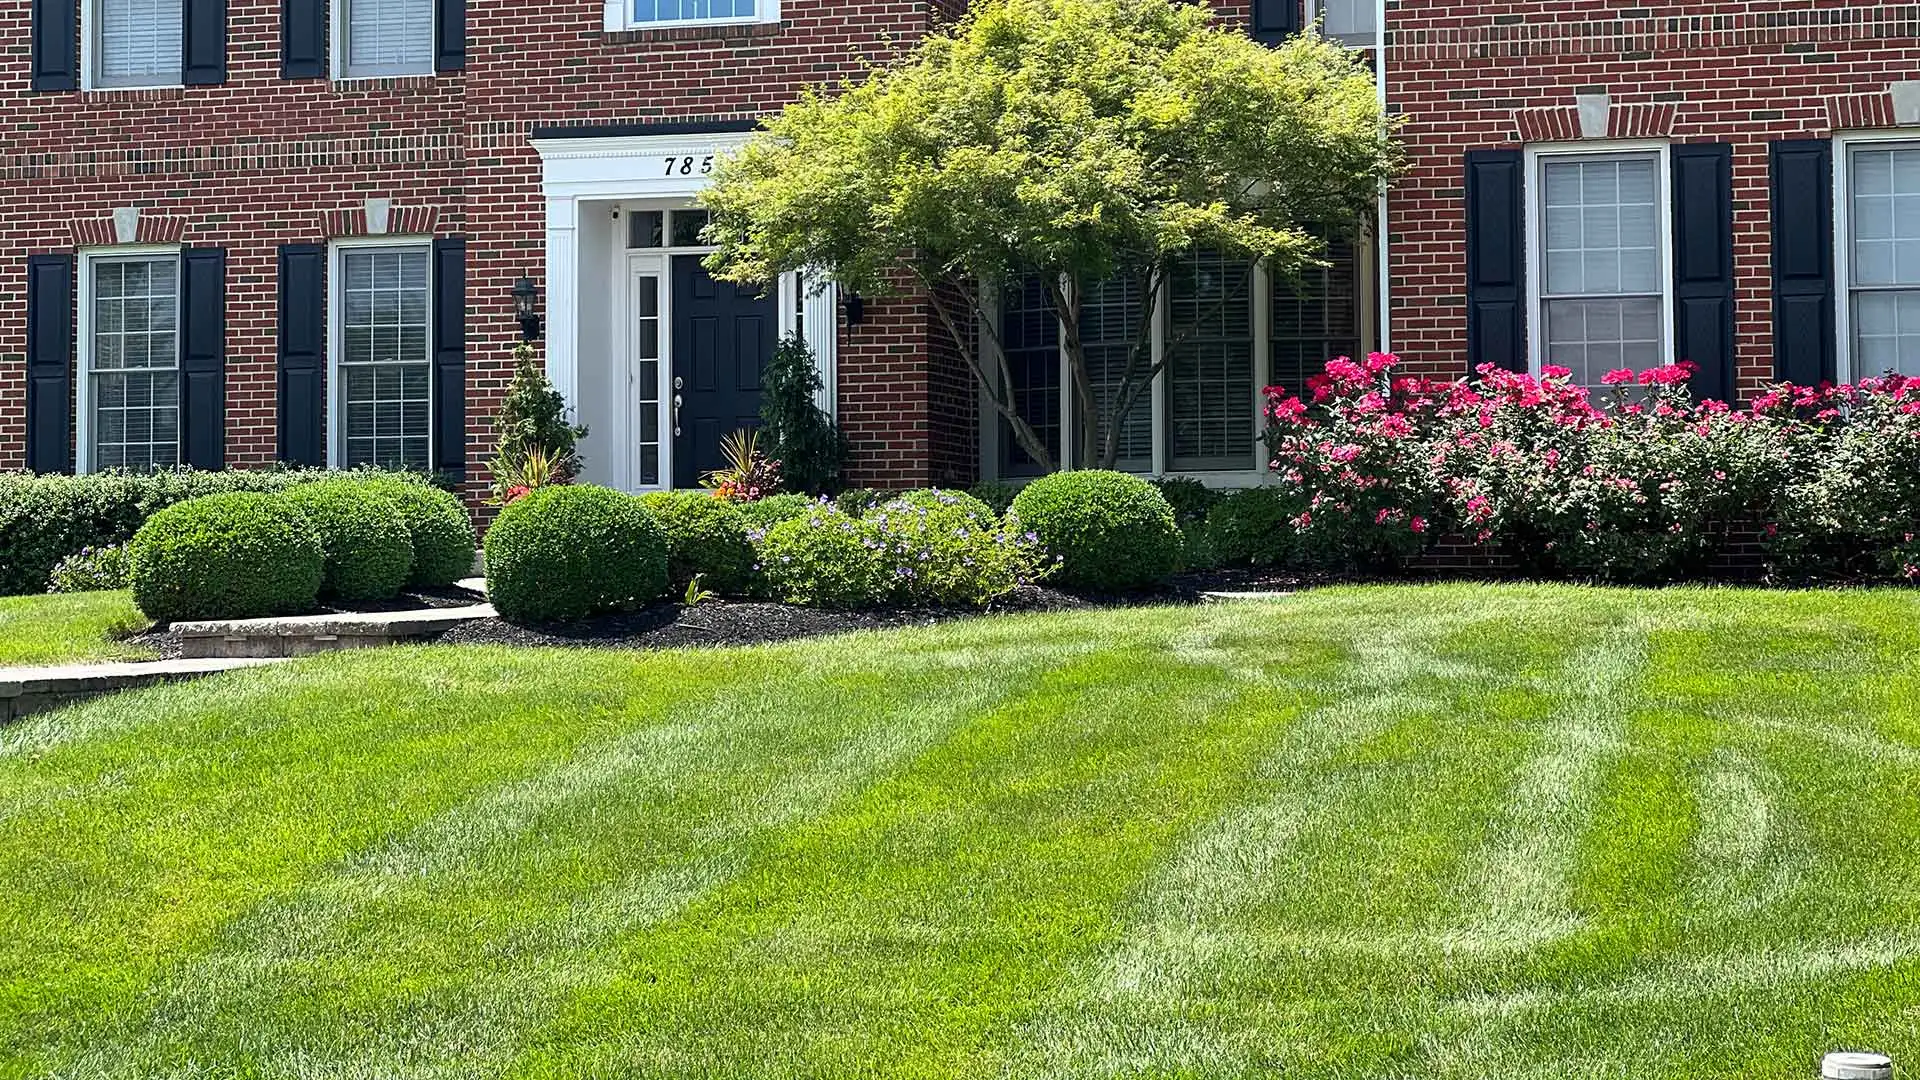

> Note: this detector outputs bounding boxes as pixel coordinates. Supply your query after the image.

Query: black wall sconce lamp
[512,276,543,342]
[844,292,867,327]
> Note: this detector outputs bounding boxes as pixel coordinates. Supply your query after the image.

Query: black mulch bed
[422,569,1325,654]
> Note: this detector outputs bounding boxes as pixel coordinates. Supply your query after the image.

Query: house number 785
[663,155,714,176]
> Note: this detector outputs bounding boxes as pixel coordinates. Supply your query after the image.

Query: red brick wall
[0,0,949,494]
[1386,1,1920,397]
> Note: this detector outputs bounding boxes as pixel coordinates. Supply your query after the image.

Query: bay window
[1844,143,1920,379]
[989,242,1369,481]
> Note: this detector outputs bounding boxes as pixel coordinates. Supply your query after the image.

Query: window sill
[81,84,186,101]
[330,73,443,92]
[601,20,785,45]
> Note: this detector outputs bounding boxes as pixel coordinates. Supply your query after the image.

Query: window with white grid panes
[1537,153,1666,387]
[94,0,182,87]
[1848,145,1920,378]
[1167,251,1257,472]
[337,247,432,470]
[630,0,767,27]
[89,255,181,471]
[341,0,433,78]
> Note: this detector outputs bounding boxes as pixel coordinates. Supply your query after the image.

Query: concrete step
[171,603,499,659]
[0,657,286,724]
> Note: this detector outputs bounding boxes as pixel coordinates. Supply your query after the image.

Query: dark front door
[671,255,777,489]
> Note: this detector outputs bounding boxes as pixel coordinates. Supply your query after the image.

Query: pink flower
[1328,444,1363,463]
[1541,364,1573,381]
[1410,516,1429,534]
[1375,508,1394,526]
[1602,368,1637,386]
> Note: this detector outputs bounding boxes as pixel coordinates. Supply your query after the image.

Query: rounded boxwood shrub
[1206,487,1300,568]
[1009,470,1183,591]
[757,505,888,609]
[282,482,416,601]
[357,477,477,587]
[484,485,669,623]
[639,491,756,594]
[127,493,325,622]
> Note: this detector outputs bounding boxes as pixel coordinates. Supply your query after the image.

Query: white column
[804,282,838,417]
[602,0,624,32]
[544,195,580,421]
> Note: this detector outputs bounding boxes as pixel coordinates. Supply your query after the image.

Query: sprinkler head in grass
[1822,1052,1893,1080]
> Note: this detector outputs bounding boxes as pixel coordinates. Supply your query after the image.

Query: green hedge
[0,468,339,597]
[640,491,757,594]
[358,477,477,586]
[127,493,325,622]
[757,505,889,609]
[282,482,416,601]
[484,486,669,623]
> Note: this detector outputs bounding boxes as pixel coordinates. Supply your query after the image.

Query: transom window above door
[339,0,434,78]
[1528,147,1671,388]
[91,0,183,88]
[626,0,777,28]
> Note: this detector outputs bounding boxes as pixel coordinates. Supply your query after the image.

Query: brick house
[3,0,1918,504]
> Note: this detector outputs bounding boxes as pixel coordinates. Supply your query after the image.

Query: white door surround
[532,130,838,493]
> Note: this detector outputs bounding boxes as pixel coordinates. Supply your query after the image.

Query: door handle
[672,394,683,437]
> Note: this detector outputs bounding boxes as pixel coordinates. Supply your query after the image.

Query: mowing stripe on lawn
[39,634,1093,1079]
[501,632,1332,1079]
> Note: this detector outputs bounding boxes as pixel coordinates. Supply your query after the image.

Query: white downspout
[1374,0,1391,355]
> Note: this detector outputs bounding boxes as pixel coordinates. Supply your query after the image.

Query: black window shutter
[1770,139,1836,386]
[435,0,466,71]
[31,0,78,92]
[282,0,327,79]
[278,245,327,466]
[1465,149,1527,373]
[26,255,75,474]
[431,237,468,478]
[180,249,228,470]
[1250,0,1302,45]
[182,0,227,85]
[1670,143,1736,402]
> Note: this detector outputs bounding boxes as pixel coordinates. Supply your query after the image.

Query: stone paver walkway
[0,657,286,724]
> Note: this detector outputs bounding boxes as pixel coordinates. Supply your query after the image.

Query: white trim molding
[1832,127,1920,384]
[75,244,184,475]
[325,235,436,469]
[533,129,755,428]
[605,0,781,33]
[1521,138,1676,380]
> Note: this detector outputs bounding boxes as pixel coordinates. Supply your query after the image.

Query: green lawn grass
[0,592,154,667]
[0,584,1915,1079]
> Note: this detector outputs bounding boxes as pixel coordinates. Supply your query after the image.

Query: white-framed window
[1310,0,1378,48]
[337,0,434,79]
[618,0,779,30]
[1525,142,1674,387]
[86,0,184,89]
[985,242,1372,482]
[1837,137,1920,381]
[331,241,433,470]
[77,249,183,474]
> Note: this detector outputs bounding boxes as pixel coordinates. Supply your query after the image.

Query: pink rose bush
[1261,354,1920,583]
